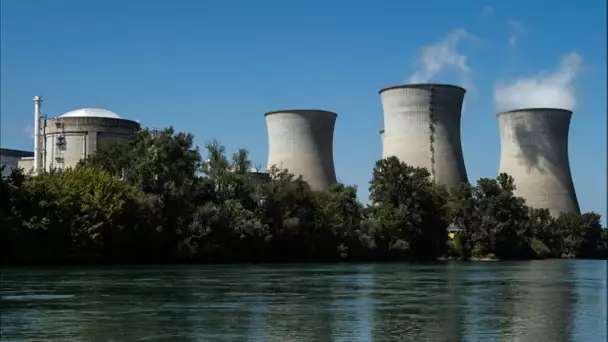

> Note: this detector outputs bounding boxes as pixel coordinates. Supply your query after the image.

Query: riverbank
[4,255,606,267]
[3,132,606,267]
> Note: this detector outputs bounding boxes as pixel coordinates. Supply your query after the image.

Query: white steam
[493,53,582,112]
[408,29,475,91]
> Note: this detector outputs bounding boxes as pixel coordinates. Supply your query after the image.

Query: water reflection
[1,261,606,341]
[369,263,466,341]
[570,260,607,342]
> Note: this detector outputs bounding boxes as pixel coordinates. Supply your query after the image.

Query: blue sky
[1,0,606,222]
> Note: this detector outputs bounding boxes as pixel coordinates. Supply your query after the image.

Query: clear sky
[1,0,606,222]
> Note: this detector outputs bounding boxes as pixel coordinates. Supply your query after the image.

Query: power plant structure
[379,84,468,188]
[265,109,337,191]
[18,96,140,173]
[4,88,585,217]
[497,108,580,216]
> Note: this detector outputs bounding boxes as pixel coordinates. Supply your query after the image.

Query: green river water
[1,260,606,341]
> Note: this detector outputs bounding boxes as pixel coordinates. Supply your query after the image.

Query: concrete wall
[17,157,34,174]
[43,117,139,171]
[498,108,580,216]
[1,148,33,177]
[380,84,468,187]
[265,109,337,191]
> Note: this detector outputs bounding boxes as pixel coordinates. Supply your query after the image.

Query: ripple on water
[2,294,75,301]
[0,260,606,341]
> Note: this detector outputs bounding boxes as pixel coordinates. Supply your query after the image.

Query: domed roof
[58,108,122,119]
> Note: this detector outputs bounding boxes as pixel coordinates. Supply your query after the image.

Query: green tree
[3,167,142,264]
[185,141,268,261]
[448,173,538,260]
[315,184,364,259]
[257,166,320,261]
[526,208,554,258]
[3,124,604,265]
[368,157,450,260]
[555,211,604,258]
[598,228,608,258]
[83,127,203,260]
[447,182,479,260]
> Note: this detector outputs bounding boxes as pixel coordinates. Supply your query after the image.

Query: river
[1,260,606,341]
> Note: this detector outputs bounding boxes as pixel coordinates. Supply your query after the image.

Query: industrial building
[18,96,140,174]
[497,108,580,216]
[2,90,585,218]
[265,109,337,191]
[1,148,33,177]
[379,84,468,187]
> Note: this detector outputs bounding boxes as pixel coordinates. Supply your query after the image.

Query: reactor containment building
[43,108,140,171]
[265,109,337,191]
[20,96,141,173]
[497,108,580,216]
[379,84,468,187]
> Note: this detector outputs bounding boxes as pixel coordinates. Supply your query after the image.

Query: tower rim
[379,83,466,95]
[264,109,338,117]
[498,107,573,117]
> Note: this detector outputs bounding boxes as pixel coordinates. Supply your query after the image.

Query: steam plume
[408,29,476,92]
[493,53,582,112]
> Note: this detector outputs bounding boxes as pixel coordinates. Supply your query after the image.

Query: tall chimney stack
[33,95,43,174]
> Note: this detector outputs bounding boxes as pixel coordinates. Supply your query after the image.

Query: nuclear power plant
[6,84,585,216]
[379,84,468,187]
[497,108,580,216]
[17,96,140,174]
[265,109,337,191]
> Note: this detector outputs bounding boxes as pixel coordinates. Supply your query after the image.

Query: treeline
[1,127,606,265]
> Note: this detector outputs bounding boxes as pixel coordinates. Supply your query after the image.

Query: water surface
[1,260,606,341]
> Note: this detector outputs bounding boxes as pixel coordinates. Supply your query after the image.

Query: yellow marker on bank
[448,232,455,240]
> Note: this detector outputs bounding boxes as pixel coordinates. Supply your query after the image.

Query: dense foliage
[1,127,606,265]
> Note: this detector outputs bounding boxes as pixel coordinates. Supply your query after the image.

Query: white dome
[58,108,122,119]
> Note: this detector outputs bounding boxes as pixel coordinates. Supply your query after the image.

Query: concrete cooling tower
[498,108,580,216]
[379,84,468,187]
[265,109,337,191]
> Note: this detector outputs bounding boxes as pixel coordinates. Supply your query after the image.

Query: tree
[257,166,320,261]
[368,157,450,260]
[526,208,554,258]
[185,141,268,261]
[447,182,479,259]
[3,167,143,264]
[2,125,604,265]
[315,184,364,259]
[83,127,203,260]
[555,211,604,258]
[448,173,538,260]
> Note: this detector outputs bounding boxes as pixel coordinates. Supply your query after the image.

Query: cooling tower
[498,108,580,216]
[265,109,337,191]
[380,84,468,187]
